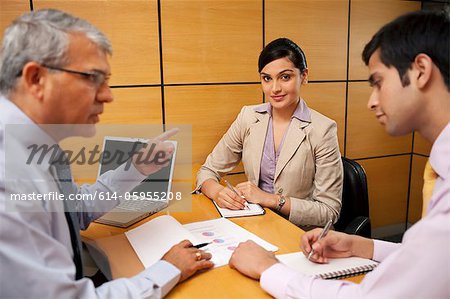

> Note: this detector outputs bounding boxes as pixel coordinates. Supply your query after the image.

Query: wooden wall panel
[161,0,262,84]
[100,87,162,124]
[301,83,346,154]
[408,155,427,224]
[349,0,421,80]
[414,133,432,156]
[164,84,262,164]
[34,0,160,86]
[347,82,412,158]
[0,1,29,45]
[359,156,410,228]
[266,0,348,81]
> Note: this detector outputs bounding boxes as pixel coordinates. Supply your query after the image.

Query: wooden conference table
[82,194,363,298]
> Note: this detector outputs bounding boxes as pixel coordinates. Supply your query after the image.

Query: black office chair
[334,157,371,238]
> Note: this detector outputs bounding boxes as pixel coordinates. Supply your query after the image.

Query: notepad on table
[213,200,265,218]
[277,252,378,279]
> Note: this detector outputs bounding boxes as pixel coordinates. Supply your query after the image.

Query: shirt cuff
[194,167,221,194]
[260,263,310,299]
[372,239,401,262]
[130,260,181,298]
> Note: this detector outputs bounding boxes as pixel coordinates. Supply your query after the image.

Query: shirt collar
[253,99,312,122]
[429,121,450,180]
[0,95,58,170]
[0,95,34,125]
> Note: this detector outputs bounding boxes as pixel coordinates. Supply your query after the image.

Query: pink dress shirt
[260,122,450,299]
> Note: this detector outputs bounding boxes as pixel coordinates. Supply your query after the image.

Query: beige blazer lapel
[248,112,270,183]
[274,119,309,181]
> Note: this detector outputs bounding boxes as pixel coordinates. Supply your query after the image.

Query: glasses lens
[91,72,107,87]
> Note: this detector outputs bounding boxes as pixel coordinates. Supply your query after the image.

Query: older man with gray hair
[0,9,212,298]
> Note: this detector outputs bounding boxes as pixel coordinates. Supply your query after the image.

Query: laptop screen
[99,137,177,201]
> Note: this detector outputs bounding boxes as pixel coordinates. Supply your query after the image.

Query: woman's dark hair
[258,38,307,73]
[362,9,449,90]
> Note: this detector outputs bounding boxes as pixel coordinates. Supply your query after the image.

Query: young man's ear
[413,53,433,89]
[21,62,47,101]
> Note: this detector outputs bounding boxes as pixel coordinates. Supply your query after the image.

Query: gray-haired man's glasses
[43,65,110,88]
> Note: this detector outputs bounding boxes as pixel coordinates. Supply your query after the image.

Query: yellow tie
[422,160,438,217]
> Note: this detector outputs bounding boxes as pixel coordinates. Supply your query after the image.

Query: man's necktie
[422,159,438,218]
[50,148,83,280]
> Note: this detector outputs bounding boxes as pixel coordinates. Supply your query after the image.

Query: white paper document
[184,217,278,267]
[124,215,202,269]
[125,215,278,268]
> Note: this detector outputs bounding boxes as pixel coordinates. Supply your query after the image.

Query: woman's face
[260,57,307,112]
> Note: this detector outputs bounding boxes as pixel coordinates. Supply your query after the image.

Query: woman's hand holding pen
[216,185,247,210]
[300,229,374,263]
[235,181,278,208]
[201,179,247,210]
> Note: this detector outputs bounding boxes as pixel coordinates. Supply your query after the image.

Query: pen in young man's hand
[224,180,250,210]
[307,219,333,261]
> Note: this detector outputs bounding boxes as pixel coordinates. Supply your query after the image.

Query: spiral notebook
[277,252,378,279]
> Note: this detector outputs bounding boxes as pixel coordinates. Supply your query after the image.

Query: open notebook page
[213,200,265,217]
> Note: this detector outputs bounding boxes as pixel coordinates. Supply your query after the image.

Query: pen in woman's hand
[224,180,250,210]
[307,219,333,261]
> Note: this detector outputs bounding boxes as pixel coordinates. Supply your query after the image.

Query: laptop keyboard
[117,200,165,212]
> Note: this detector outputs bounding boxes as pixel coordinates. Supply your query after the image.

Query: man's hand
[162,240,214,282]
[300,229,374,263]
[132,128,179,176]
[229,240,278,280]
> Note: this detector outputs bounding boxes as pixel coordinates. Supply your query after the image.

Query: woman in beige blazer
[196,38,343,229]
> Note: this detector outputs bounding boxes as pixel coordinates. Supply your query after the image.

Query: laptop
[94,136,177,227]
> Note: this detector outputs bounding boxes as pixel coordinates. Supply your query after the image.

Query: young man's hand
[229,240,278,280]
[300,229,374,263]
